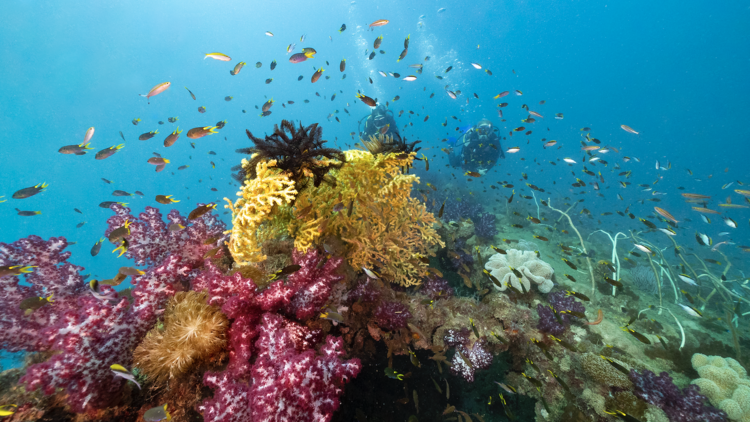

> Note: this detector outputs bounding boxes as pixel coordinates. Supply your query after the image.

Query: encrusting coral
[290,149,444,286]
[485,249,555,293]
[133,291,229,385]
[691,353,750,421]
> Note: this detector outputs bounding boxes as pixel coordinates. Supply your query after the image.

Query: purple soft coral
[420,275,455,300]
[537,290,585,336]
[629,370,726,422]
[473,212,498,239]
[373,301,412,331]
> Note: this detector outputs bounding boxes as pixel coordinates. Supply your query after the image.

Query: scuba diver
[359,104,402,141]
[448,118,504,174]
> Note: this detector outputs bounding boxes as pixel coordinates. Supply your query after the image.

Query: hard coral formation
[537,290,586,335]
[292,149,444,286]
[133,291,228,385]
[691,353,750,421]
[580,352,632,389]
[225,159,297,265]
[485,249,555,293]
[630,369,727,422]
[234,120,345,191]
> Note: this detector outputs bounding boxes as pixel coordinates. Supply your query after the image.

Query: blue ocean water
[0,0,748,392]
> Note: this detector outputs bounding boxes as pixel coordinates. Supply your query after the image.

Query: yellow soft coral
[225,159,297,264]
[292,150,444,286]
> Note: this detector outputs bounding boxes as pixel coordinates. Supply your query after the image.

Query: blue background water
[1,0,748,369]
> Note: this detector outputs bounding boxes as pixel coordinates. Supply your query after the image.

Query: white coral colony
[484,249,554,293]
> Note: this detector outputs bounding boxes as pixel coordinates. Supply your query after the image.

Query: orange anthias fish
[654,207,678,223]
[139,82,170,104]
[369,19,389,28]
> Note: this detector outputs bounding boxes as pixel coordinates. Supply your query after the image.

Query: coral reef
[234,120,345,191]
[1,203,223,412]
[581,353,632,389]
[194,249,359,422]
[485,249,555,293]
[249,313,361,422]
[691,353,750,421]
[419,275,455,300]
[630,369,727,422]
[105,203,225,267]
[292,149,444,286]
[133,291,229,385]
[537,290,586,335]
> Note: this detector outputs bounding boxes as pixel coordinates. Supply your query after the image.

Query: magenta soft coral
[196,249,359,422]
[373,301,412,331]
[251,313,360,422]
[0,236,192,411]
[105,203,225,267]
[0,205,225,412]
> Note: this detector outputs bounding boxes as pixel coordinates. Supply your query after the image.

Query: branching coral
[485,249,554,293]
[225,159,297,265]
[234,120,345,191]
[291,149,443,287]
[133,291,228,385]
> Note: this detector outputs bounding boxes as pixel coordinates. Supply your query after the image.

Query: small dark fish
[12,183,49,199]
[604,277,623,288]
[15,208,41,216]
[189,203,217,220]
[95,144,125,160]
[119,131,126,141]
[74,208,83,214]
[600,355,629,375]
[338,23,346,32]
[623,328,651,345]
[272,264,302,280]
[91,238,104,256]
[185,87,196,100]
[270,60,277,70]
[112,190,133,197]
[347,199,354,217]
[198,106,207,113]
[566,290,590,301]
[562,258,578,270]
[99,201,127,209]
[76,221,86,228]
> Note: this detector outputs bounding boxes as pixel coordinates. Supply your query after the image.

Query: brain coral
[691,353,750,421]
[485,249,554,293]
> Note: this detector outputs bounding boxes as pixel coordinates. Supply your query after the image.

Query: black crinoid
[356,133,422,156]
[233,120,345,191]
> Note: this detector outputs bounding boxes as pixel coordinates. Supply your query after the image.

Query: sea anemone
[133,291,229,385]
